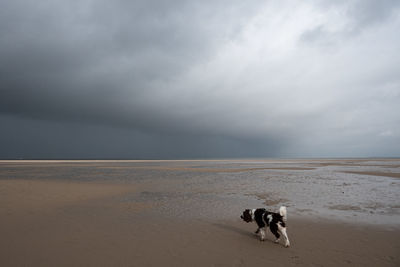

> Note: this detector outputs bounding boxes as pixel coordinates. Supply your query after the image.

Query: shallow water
[1,159,399,225]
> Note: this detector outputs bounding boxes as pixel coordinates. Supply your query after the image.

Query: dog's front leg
[259,228,266,241]
[254,228,260,234]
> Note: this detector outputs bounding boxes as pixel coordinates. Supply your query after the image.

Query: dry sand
[1,177,399,267]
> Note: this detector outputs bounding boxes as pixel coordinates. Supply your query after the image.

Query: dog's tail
[279,206,287,222]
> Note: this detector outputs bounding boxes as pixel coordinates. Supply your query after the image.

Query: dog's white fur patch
[267,214,273,224]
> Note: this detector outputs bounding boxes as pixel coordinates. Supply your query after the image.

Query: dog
[240,206,290,247]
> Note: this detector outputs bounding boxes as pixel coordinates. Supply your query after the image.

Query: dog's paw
[274,238,280,243]
[284,243,290,248]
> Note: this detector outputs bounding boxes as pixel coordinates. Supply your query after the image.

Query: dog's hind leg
[278,224,290,247]
[270,224,281,243]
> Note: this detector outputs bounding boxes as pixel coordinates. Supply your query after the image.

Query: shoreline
[1,157,400,163]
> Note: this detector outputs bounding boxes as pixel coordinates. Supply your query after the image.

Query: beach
[1,159,399,266]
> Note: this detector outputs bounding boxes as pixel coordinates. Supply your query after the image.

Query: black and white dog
[240,206,290,247]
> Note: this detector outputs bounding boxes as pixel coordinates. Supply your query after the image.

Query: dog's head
[240,209,253,223]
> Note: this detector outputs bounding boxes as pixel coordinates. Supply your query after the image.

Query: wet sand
[1,159,399,266]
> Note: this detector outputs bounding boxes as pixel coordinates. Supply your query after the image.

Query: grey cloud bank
[1,0,399,159]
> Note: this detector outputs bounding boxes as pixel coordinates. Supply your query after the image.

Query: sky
[0,0,399,159]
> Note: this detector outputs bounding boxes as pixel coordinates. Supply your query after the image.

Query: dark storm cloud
[0,114,282,159]
[0,0,263,134]
[0,0,399,158]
